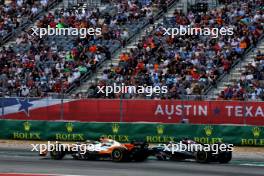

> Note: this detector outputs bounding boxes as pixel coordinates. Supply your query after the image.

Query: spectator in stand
[256,50,264,61]
[219,50,264,101]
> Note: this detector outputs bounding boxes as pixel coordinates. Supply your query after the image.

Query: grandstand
[81,0,264,100]
[0,0,263,101]
[0,0,176,98]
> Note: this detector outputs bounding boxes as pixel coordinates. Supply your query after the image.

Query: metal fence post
[60,98,64,120]
[181,98,185,124]
[243,97,246,126]
[1,97,4,119]
[120,96,123,122]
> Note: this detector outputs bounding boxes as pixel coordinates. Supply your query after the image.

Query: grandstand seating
[217,43,264,101]
[0,0,263,100]
[86,0,263,99]
[0,0,173,97]
[0,0,58,45]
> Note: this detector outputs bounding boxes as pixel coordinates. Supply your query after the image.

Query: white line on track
[240,163,264,167]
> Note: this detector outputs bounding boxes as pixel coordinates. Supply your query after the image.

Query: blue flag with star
[17,99,33,116]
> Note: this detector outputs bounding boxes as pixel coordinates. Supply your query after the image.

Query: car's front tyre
[112,148,127,162]
[195,150,208,163]
[219,151,232,163]
[50,144,66,160]
[50,149,65,160]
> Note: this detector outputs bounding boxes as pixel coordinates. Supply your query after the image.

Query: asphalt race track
[0,149,264,176]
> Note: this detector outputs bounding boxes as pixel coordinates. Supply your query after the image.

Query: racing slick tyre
[218,151,232,163]
[111,148,128,162]
[83,151,97,160]
[50,149,65,160]
[50,144,66,160]
[195,150,208,163]
[130,148,149,162]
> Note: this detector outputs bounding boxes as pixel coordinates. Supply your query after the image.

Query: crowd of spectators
[1,0,262,100]
[87,0,263,99]
[219,50,264,101]
[0,0,56,43]
[0,0,172,97]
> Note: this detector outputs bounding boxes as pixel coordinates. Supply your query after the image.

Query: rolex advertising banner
[0,120,264,146]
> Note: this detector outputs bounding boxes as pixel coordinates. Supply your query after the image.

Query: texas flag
[0,98,121,122]
[0,98,73,121]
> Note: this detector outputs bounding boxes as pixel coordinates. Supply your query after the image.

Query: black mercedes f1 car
[151,139,232,163]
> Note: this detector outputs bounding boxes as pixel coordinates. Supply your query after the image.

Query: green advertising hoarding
[0,120,263,146]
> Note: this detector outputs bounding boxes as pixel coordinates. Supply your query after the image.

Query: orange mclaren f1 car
[39,138,151,162]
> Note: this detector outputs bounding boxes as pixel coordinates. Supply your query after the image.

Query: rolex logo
[204,126,213,136]
[23,121,31,132]
[112,123,119,134]
[66,122,73,133]
[157,125,164,135]
[252,127,261,138]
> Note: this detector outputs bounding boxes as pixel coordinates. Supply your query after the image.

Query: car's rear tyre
[50,144,66,160]
[50,150,65,160]
[219,151,232,163]
[195,150,208,163]
[83,152,97,160]
[130,148,149,162]
[112,148,127,162]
